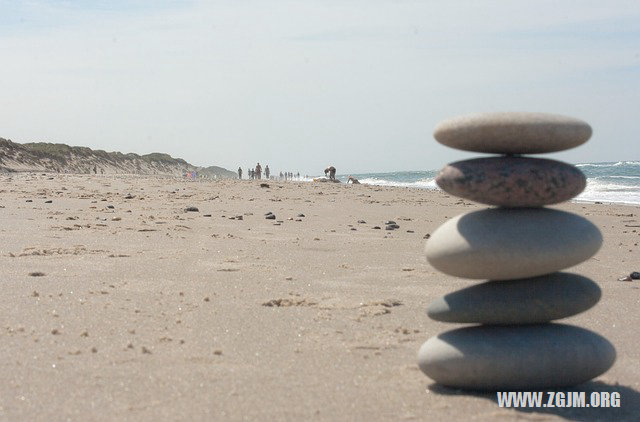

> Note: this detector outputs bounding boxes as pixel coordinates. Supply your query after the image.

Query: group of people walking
[279,171,300,181]
[238,163,269,180]
[237,163,338,182]
[237,163,302,181]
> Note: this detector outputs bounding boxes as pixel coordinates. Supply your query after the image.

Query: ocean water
[328,161,640,205]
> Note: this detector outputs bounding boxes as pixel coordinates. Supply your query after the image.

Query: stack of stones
[418,112,616,390]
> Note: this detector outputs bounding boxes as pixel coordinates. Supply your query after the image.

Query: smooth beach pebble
[436,157,586,207]
[417,324,616,390]
[425,208,602,280]
[427,272,601,324]
[433,112,592,154]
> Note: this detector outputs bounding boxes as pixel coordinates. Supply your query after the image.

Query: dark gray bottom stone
[427,273,601,324]
[418,324,615,390]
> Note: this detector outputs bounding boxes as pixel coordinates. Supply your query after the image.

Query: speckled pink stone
[436,157,586,207]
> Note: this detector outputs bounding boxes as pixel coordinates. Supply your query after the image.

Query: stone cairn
[418,112,616,390]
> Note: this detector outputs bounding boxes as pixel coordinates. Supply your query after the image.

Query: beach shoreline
[1,173,639,420]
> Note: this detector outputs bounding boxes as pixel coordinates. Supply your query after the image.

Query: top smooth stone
[434,112,592,154]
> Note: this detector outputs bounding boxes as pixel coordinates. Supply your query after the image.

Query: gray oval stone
[433,112,592,154]
[418,324,616,390]
[425,208,602,280]
[436,157,586,207]
[427,273,601,324]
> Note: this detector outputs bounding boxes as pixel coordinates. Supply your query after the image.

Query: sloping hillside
[0,138,236,178]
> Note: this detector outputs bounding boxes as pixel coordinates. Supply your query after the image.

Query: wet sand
[1,173,639,421]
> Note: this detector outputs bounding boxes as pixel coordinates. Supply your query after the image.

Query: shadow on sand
[429,381,640,421]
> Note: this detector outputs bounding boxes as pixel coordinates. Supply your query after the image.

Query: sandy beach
[1,173,639,421]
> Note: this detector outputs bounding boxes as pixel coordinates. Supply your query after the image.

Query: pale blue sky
[1,1,638,174]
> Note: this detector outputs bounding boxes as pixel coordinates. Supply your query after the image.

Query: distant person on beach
[324,166,336,180]
[255,163,262,180]
[265,165,270,179]
[238,167,242,179]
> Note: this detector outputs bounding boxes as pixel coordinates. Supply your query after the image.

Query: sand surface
[1,173,639,421]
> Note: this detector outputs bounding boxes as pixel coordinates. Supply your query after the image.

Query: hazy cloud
[1,1,638,173]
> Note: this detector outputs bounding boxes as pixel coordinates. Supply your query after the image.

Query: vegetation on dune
[0,137,235,178]
[21,143,186,164]
[141,152,188,165]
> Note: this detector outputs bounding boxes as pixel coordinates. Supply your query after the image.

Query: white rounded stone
[418,324,616,390]
[433,112,592,154]
[425,208,602,280]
